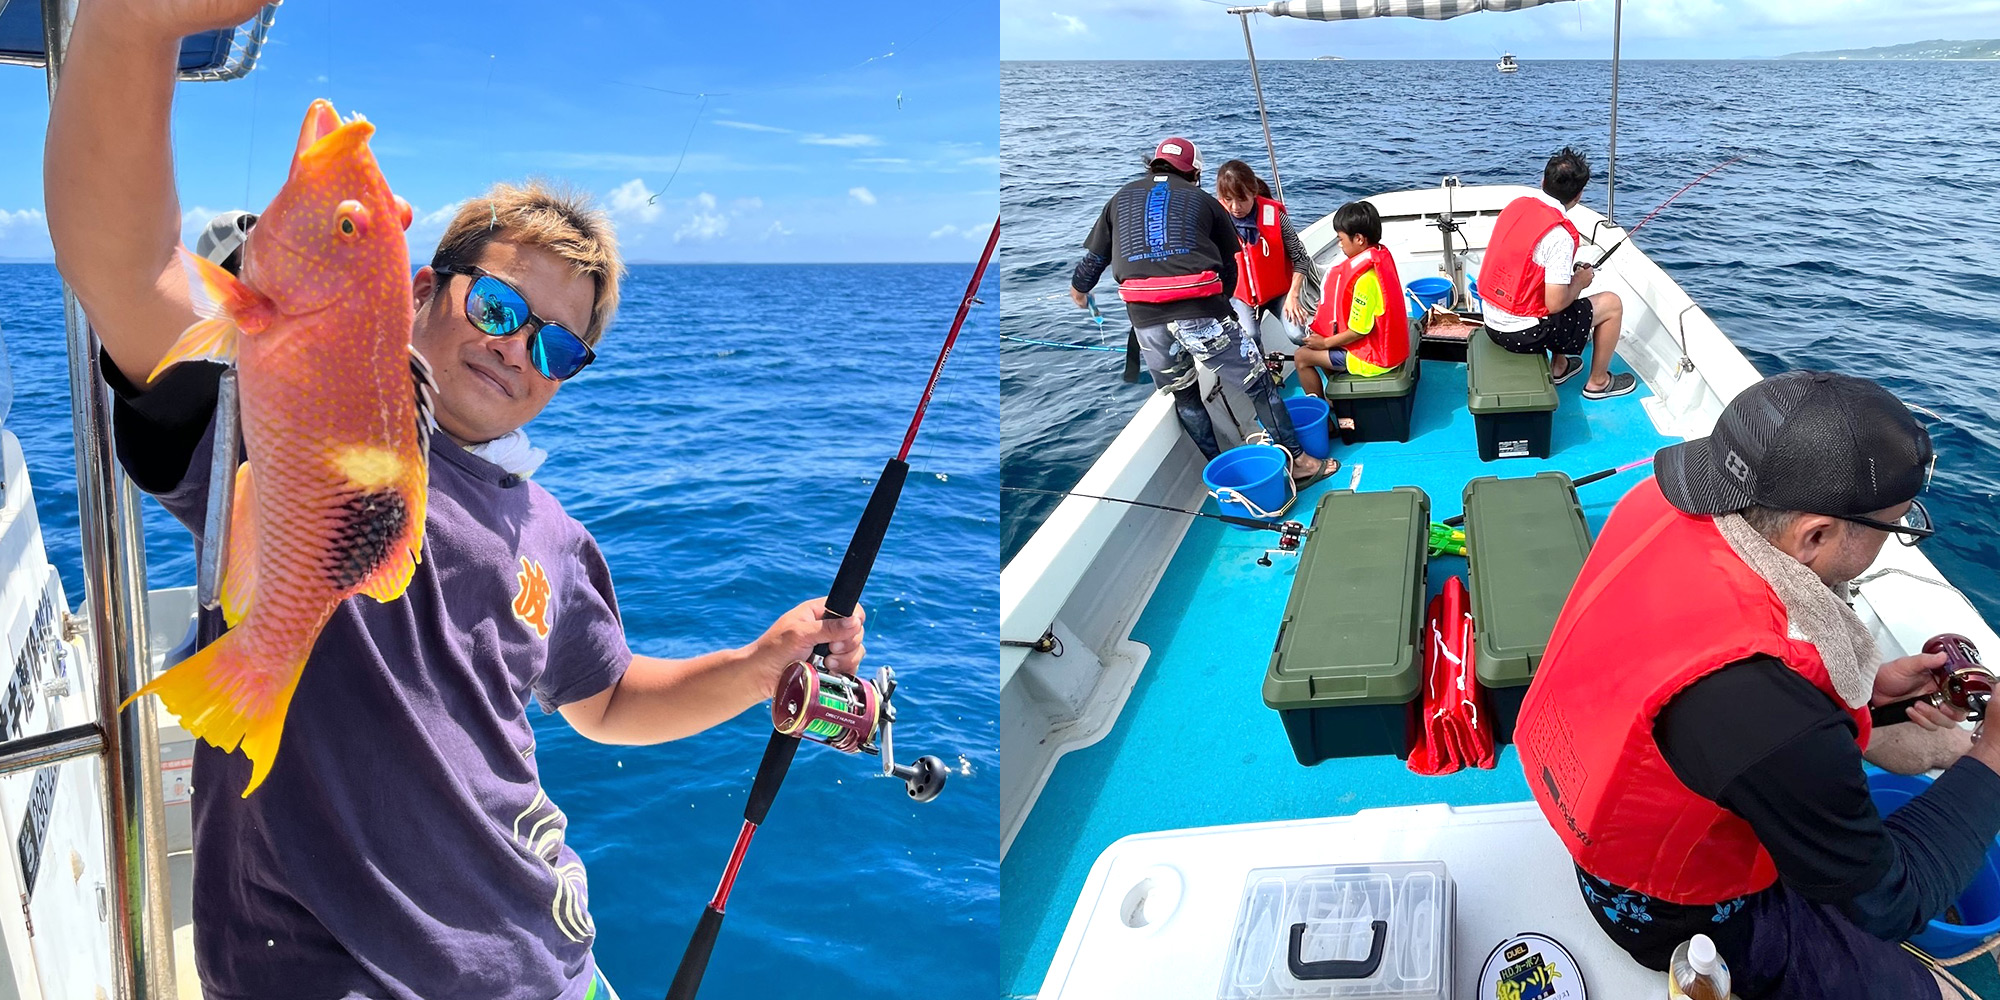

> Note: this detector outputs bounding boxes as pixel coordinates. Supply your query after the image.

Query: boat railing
[0,3,279,997]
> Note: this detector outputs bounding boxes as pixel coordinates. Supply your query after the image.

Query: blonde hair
[429,179,624,345]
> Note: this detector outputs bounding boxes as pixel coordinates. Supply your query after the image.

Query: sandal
[1582,371,1638,400]
[1292,455,1341,489]
[1552,354,1585,385]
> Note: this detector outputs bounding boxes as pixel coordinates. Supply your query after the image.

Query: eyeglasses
[433,264,596,381]
[1834,497,1935,546]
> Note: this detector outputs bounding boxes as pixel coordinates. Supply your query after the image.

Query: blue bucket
[1285,396,1331,460]
[1203,444,1293,524]
[1467,276,1483,311]
[1407,277,1453,316]
[1868,769,2000,955]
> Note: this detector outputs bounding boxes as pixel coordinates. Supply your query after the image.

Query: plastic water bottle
[1667,933,1731,1000]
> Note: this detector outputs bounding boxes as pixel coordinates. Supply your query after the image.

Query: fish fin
[178,247,276,333]
[410,345,437,457]
[148,317,240,383]
[295,99,342,162]
[218,463,257,628]
[357,507,423,603]
[121,630,305,797]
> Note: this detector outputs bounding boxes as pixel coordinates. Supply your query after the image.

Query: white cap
[1688,934,1719,974]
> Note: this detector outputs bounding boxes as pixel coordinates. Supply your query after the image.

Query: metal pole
[0,723,105,776]
[1239,13,1284,203]
[1607,0,1622,223]
[41,1,172,997]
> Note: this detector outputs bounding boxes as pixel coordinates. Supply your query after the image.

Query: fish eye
[335,200,369,241]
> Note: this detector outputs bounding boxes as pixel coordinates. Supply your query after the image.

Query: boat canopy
[0,0,276,80]
[1228,0,1575,22]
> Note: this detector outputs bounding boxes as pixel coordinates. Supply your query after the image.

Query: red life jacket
[1118,271,1224,304]
[1308,245,1411,372]
[1477,196,1581,319]
[1232,197,1293,307]
[1514,478,1872,906]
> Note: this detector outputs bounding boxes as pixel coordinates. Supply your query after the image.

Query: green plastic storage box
[1466,328,1557,461]
[1323,320,1424,444]
[1265,486,1430,764]
[1462,473,1592,744]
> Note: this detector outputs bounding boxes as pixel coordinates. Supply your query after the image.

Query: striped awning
[1236,0,1575,21]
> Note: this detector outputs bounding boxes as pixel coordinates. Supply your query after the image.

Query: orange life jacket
[1232,196,1293,308]
[1477,196,1582,319]
[1514,478,1871,905]
[1308,245,1411,372]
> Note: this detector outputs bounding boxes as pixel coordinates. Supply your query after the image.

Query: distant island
[1314,55,1343,61]
[1780,38,2000,60]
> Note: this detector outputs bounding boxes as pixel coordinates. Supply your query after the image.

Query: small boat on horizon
[1498,51,1520,72]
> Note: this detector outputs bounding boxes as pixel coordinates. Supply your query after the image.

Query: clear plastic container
[1667,933,1731,1000]
[1218,862,1452,999]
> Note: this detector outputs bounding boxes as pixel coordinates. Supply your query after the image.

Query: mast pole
[1607,0,1622,223]
[41,1,172,997]
[1239,12,1283,203]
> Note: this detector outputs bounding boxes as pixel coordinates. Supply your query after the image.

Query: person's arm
[1069,200,1115,305]
[1657,658,2000,940]
[1206,196,1239,299]
[1280,214,1313,326]
[45,0,267,386]
[560,599,864,745]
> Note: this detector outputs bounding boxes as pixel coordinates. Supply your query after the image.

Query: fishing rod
[1440,456,1655,529]
[1004,485,1309,539]
[1589,156,1745,269]
[666,217,1000,1000]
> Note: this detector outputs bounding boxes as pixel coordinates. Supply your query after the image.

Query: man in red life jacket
[1478,147,1635,399]
[1515,371,1992,999]
[1070,138,1332,485]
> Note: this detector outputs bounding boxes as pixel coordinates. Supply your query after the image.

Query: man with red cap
[1069,137,1331,485]
[1516,371,1993,999]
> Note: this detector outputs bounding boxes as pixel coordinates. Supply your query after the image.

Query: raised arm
[44,0,267,386]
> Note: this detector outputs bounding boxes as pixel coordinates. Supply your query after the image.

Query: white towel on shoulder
[466,428,548,479]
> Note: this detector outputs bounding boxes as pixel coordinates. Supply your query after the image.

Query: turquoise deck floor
[1001,352,1671,997]
[1002,354,2000,997]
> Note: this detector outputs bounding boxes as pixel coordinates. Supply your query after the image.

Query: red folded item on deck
[1408,576,1497,775]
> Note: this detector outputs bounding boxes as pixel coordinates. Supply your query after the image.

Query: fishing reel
[1256,520,1309,566]
[772,661,948,802]
[1919,634,1994,722]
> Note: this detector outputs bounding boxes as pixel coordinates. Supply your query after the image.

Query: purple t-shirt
[113,364,631,1000]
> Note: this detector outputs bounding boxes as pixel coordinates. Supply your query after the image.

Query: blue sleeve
[532,526,632,712]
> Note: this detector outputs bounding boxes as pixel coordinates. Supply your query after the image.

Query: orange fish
[125,99,431,796]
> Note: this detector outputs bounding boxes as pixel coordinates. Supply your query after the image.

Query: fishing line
[648,93,709,204]
[1000,335,1125,352]
[1001,486,1304,535]
[1590,156,1745,268]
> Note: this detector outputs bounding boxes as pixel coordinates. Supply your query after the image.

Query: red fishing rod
[1590,156,1745,269]
[665,217,1000,1000]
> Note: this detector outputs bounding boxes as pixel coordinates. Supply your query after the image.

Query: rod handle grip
[665,905,726,1000]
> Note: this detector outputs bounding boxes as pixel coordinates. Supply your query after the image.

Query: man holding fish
[43,2,863,998]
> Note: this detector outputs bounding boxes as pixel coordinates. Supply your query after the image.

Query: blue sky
[1003,0,2000,60]
[0,0,996,262]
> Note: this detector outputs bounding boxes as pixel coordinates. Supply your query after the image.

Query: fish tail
[122,631,305,797]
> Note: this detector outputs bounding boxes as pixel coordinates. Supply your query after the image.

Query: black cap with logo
[1654,370,1932,517]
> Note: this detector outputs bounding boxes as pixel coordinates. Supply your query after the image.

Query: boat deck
[1003,347,1673,996]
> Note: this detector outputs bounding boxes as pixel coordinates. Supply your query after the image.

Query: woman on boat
[1214,160,1313,350]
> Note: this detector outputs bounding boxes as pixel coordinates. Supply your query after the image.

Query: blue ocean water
[1001,59,2000,626]
[0,262,997,999]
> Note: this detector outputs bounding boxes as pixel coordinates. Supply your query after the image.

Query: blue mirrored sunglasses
[433,264,596,381]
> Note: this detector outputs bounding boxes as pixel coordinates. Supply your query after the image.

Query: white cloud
[929,224,959,239]
[675,192,727,242]
[802,133,883,148]
[961,156,1001,167]
[418,199,467,227]
[714,120,792,134]
[606,179,663,224]
[764,221,793,239]
[732,196,764,212]
[1052,11,1088,33]
[0,208,46,232]
[849,187,878,206]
